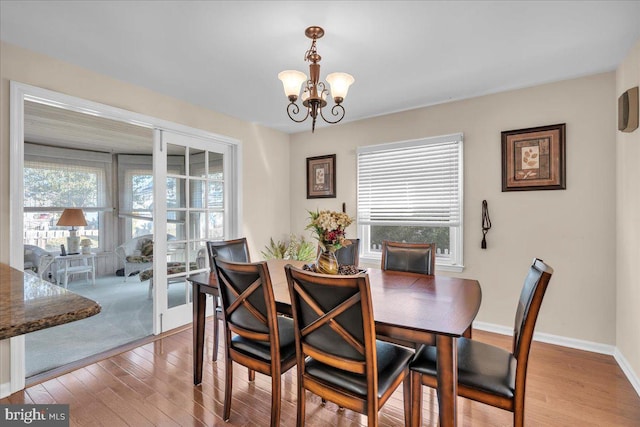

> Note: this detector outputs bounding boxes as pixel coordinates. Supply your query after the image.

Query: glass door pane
[155,132,230,331]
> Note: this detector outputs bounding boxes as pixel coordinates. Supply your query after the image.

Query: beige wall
[616,40,640,379]
[0,39,633,359]
[0,41,292,263]
[290,72,617,345]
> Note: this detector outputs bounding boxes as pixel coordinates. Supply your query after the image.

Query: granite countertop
[0,263,101,340]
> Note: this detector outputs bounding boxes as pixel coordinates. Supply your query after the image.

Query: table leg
[193,283,206,385]
[436,335,458,427]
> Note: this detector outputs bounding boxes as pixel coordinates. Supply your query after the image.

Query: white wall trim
[474,321,616,354]
[474,321,639,397]
[10,336,25,395]
[614,348,640,397]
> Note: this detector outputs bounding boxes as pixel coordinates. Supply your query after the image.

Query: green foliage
[261,234,316,262]
[261,237,287,260]
[371,225,450,252]
[285,234,316,261]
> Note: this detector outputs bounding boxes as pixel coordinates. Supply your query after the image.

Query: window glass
[23,154,109,251]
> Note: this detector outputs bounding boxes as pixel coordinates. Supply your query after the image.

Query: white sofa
[115,234,175,281]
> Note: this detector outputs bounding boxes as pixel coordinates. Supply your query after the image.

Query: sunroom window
[23,143,112,252]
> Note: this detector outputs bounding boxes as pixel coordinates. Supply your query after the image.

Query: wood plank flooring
[3,321,639,426]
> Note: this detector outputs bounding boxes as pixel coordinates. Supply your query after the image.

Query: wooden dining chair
[212,258,297,427]
[205,238,251,361]
[207,237,251,263]
[336,238,360,266]
[380,240,450,346]
[381,240,436,275]
[409,258,554,427]
[285,265,414,427]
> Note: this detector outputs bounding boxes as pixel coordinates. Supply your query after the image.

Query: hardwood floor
[3,322,639,426]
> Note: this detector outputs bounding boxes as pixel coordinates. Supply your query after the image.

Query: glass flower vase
[316,245,339,275]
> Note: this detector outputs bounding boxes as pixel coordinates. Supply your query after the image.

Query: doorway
[10,82,240,378]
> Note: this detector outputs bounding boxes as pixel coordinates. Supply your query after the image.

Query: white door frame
[154,129,234,332]
[6,81,242,394]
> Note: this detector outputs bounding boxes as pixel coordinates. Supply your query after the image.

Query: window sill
[435,264,464,273]
[359,256,464,273]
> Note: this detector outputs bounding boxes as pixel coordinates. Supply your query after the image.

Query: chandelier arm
[286,102,310,123]
[319,104,346,124]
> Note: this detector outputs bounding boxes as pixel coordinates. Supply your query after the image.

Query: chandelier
[278,26,355,133]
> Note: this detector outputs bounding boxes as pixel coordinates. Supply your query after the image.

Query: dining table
[188,259,481,427]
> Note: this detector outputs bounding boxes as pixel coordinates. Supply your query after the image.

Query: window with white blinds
[23,143,113,252]
[357,133,464,270]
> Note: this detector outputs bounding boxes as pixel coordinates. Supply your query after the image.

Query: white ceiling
[2,1,640,135]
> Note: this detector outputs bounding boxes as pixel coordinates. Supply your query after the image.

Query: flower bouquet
[306,209,354,274]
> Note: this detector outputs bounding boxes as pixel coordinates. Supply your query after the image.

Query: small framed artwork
[501,123,566,192]
[307,154,336,199]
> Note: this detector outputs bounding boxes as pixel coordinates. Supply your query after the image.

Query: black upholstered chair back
[512,258,554,359]
[335,238,360,266]
[204,238,250,363]
[207,238,251,268]
[381,241,436,275]
[213,258,275,340]
[285,265,375,374]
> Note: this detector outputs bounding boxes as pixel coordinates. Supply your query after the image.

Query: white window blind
[357,133,463,227]
[24,144,112,210]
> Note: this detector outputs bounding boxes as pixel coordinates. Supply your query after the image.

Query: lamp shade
[57,208,87,227]
[278,70,308,98]
[326,72,355,101]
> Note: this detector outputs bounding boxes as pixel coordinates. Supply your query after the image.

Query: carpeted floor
[25,274,191,377]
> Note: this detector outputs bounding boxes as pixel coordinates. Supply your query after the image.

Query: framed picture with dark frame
[501,123,566,192]
[306,154,336,199]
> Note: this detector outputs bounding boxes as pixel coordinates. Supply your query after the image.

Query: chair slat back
[286,266,376,375]
[214,258,276,341]
[513,258,554,358]
[381,241,436,275]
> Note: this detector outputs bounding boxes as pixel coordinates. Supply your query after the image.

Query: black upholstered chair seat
[306,341,413,398]
[231,316,296,362]
[410,337,516,398]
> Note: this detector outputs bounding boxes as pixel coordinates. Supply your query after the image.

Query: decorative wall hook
[481,200,491,249]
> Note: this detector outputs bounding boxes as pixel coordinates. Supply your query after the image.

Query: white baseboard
[0,381,11,399]
[614,348,640,397]
[473,321,639,397]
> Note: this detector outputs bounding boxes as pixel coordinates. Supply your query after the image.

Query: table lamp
[57,208,87,255]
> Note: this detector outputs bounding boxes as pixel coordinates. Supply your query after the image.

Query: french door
[152,129,236,332]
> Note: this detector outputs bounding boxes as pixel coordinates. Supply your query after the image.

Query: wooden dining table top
[189,259,481,342]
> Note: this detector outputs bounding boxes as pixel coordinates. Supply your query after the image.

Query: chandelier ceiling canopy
[278,26,355,133]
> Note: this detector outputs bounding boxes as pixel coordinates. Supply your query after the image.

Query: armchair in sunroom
[115,234,175,281]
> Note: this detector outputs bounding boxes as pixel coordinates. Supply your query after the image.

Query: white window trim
[356,133,464,272]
